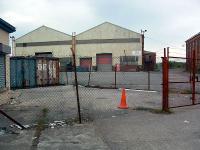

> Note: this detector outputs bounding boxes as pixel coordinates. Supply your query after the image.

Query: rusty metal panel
[42,59,48,85]
[48,60,53,85]
[52,60,57,84]
[80,57,92,72]
[36,57,59,86]
[36,58,48,86]
[36,58,43,86]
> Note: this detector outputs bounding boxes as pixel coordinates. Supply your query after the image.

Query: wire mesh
[0,56,163,129]
[168,57,193,107]
[69,56,162,120]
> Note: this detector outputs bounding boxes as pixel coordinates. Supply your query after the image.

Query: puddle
[0,127,19,135]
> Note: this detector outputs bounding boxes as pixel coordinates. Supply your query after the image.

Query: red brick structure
[186,33,200,71]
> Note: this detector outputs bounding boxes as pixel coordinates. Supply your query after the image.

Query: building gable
[16,26,71,43]
[77,22,141,40]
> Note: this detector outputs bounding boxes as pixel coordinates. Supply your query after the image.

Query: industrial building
[143,51,156,71]
[15,22,144,71]
[0,18,15,92]
[186,32,200,71]
[76,22,143,71]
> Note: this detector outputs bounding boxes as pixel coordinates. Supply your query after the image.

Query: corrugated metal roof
[0,18,16,33]
[77,22,141,36]
[186,32,200,42]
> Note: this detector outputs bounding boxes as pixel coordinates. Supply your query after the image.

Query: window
[22,43,27,47]
[120,56,138,65]
[35,52,53,57]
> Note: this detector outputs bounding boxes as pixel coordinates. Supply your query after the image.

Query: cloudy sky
[1,0,199,58]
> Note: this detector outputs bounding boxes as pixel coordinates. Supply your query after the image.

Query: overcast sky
[1,0,199,58]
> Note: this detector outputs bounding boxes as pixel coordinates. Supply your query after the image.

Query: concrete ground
[1,85,200,149]
[60,71,162,91]
[95,105,200,150]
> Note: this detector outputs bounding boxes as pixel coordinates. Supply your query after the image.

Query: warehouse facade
[186,32,200,71]
[0,18,15,92]
[15,22,143,71]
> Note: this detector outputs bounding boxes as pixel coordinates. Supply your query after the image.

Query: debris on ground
[184,120,190,124]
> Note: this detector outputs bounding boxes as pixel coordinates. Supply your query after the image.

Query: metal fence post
[114,64,117,89]
[162,48,169,111]
[71,32,82,124]
[148,70,150,90]
[192,50,196,105]
[87,64,92,86]
[0,110,25,130]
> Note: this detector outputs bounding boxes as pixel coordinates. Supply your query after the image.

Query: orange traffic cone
[118,88,128,109]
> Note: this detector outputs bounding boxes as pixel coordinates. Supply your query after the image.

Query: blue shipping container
[23,58,36,87]
[10,57,36,89]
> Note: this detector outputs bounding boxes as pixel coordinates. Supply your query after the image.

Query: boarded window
[120,56,138,65]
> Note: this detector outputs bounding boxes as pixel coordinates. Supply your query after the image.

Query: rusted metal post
[162,48,169,111]
[192,50,196,105]
[114,64,117,89]
[166,47,169,107]
[71,32,82,124]
[87,64,92,86]
[167,47,169,58]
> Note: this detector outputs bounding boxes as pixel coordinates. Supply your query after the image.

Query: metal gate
[0,55,5,89]
[96,53,112,72]
[162,48,200,111]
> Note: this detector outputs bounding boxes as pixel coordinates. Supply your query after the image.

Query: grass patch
[169,89,200,94]
[134,106,173,114]
[31,108,49,149]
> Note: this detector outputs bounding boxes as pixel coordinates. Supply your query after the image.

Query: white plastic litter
[184,120,190,123]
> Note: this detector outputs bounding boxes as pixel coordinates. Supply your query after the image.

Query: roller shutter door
[0,55,5,89]
[80,58,92,71]
[96,54,112,72]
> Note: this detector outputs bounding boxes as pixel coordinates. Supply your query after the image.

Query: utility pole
[10,36,15,56]
[141,30,147,70]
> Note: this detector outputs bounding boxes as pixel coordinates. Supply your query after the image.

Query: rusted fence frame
[162,48,169,111]
[192,50,196,105]
[163,48,200,109]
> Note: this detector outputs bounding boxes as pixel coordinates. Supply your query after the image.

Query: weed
[134,106,173,114]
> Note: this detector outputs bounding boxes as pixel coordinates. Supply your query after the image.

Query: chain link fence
[0,55,163,130]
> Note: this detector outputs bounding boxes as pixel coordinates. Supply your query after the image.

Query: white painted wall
[15,26,72,57]
[15,45,72,57]
[0,28,9,45]
[16,26,71,42]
